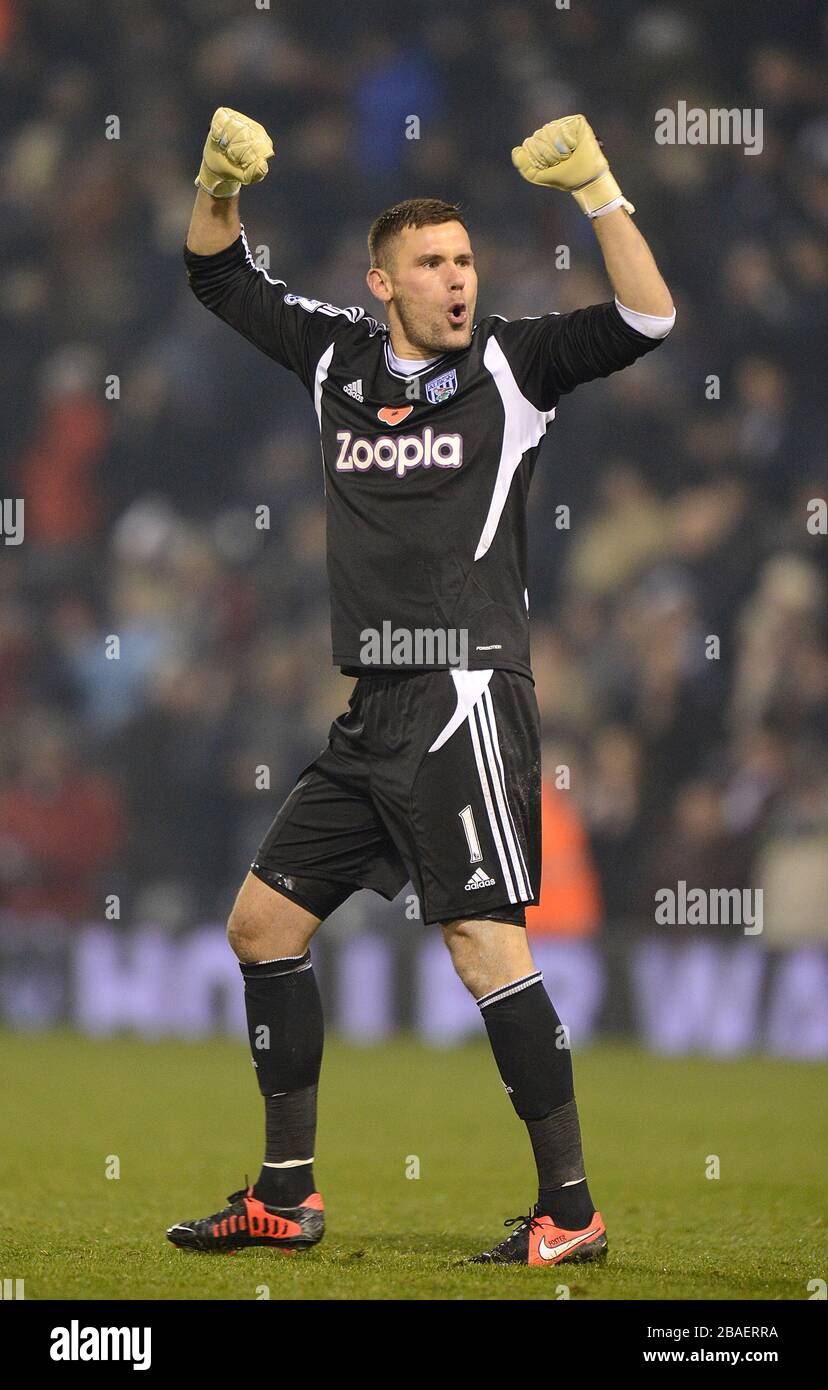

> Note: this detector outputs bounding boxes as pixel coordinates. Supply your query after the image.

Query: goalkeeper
[168,109,674,1267]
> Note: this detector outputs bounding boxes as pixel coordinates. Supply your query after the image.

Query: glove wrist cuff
[194,165,242,199]
[572,168,634,217]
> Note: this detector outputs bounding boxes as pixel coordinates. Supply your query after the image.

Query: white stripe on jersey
[240,224,287,288]
[313,343,335,427]
[474,336,556,562]
[240,225,381,330]
[314,344,336,493]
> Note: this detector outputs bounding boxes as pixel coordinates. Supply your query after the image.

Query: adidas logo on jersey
[465,866,496,891]
[343,379,364,402]
[335,427,463,478]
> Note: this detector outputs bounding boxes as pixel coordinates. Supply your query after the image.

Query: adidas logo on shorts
[465,866,496,891]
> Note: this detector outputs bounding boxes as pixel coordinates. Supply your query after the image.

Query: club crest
[425,368,458,405]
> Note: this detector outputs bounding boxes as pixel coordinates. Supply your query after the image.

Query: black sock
[254,1085,317,1206]
[531,1100,595,1229]
[537,1177,595,1230]
[477,970,574,1117]
[240,952,323,1207]
[477,972,594,1229]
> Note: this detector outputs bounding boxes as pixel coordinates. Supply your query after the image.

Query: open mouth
[447,302,468,326]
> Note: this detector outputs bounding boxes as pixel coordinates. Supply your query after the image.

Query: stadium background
[0,0,826,1058]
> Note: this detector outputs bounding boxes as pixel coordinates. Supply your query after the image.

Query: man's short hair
[367,197,468,271]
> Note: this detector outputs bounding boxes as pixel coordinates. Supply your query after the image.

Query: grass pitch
[1,1030,824,1301]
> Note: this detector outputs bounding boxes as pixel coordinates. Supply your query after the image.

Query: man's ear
[366,266,391,304]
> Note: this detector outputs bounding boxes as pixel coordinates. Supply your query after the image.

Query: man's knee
[441,918,477,954]
[441,919,492,996]
[226,901,261,958]
[441,916,535,997]
[227,872,319,962]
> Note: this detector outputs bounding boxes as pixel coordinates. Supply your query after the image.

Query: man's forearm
[186,187,241,256]
[591,208,674,317]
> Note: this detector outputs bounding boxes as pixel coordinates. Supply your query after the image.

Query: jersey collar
[381,326,478,381]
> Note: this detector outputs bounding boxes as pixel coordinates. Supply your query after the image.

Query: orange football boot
[472,1206,607,1265]
[167,1184,324,1252]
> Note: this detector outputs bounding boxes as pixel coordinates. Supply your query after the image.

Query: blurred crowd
[0,0,826,940]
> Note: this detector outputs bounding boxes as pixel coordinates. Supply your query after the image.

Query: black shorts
[251,668,541,927]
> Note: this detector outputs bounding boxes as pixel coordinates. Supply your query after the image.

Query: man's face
[377,221,478,356]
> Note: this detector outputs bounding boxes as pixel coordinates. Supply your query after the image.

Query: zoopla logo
[335,428,463,479]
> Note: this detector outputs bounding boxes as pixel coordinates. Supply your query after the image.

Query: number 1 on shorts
[459,804,483,864]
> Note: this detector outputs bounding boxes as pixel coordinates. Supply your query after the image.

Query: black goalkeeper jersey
[184,227,664,679]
